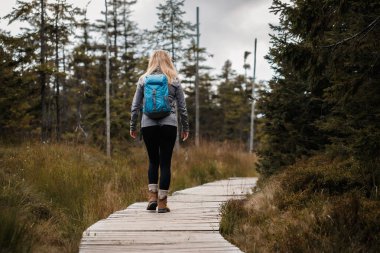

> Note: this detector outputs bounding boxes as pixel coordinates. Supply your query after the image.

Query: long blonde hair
[143,50,177,84]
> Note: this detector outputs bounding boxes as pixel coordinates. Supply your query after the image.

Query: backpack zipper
[153,89,156,111]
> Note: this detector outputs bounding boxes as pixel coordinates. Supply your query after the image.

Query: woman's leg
[141,126,160,185]
[158,125,177,190]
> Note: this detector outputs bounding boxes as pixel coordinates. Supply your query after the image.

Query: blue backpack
[143,74,171,119]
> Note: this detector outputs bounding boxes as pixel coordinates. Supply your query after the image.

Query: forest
[1,0,379,252]
[0,0,257,149]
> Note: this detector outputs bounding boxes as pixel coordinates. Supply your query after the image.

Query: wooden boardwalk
[79,177,257,253]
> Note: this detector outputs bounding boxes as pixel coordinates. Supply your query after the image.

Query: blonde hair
[143,50,178,84]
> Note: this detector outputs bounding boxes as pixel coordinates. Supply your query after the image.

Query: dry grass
[0,140,257,252]
[0,142,147,252]
[220,154,380,253]
[171,141,258,191]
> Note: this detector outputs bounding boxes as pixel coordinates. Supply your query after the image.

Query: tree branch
[320,16,380,48]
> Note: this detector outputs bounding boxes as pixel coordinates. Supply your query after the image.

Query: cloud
[1,0,280,81]
[180,0,279,81]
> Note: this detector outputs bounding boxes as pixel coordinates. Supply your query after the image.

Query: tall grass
[0,143,147,252]
[171,141,257,191]
[220,154,380,253]
[0,141,257,252]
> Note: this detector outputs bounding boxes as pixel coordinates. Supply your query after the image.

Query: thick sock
[148,184,158,192]
[158,189,169,200]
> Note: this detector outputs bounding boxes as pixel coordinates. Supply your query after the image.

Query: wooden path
[79,177,257,253]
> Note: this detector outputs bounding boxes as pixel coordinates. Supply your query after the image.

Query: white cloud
[1,0,281,81]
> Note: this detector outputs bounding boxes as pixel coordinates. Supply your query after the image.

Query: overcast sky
[0,0,283,81]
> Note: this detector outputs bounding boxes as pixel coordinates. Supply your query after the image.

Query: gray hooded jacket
[130,71,189,132]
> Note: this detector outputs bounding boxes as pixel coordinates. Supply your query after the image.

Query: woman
[130,50,189,213]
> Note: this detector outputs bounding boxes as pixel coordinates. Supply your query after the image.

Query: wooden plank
[81,231,225,242]
[80,243,241,250]
[79,177,256,252]
[80,246,242,253]
[173,185,254,196]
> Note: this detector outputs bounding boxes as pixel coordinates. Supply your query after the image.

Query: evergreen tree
[153,0,194,62]
[71,0,143,150]
[5,0,50,141]
[67,7,94,142]
[180,40,221,140]
[257,0,380,186]
[216,60,251,143]
[49,0,79,141]
[4,0,78,142]
[0,31,38,140]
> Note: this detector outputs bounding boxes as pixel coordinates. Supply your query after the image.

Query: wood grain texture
[80,177,257,253]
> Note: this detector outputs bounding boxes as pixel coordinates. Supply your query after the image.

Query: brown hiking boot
[158,196,170,213]
[147,191,158,210]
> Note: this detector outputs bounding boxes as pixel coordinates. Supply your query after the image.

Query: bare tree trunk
[40,0,47,142]
[74,8,90,142]
[105,0,111,157]
[170,17,175,60]
[47,79,52,141]
[55,3,61,142]
[169,1,180,149]
[195,7,200,146]
[113,0,118,60]
[249,38,257,153]
[123,0,128,80]
[61,47,67,134]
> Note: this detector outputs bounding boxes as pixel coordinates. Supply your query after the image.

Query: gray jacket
[130,73,189,132]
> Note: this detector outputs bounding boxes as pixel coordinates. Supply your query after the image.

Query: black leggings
[141,125,177,190]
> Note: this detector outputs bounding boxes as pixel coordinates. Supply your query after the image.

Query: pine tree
[257,0,380,185]
[49,0,79,141]
[5,0,50,141]
[216,60,251,143]
[68,7,94,142]
[153,0,194,62]
[0,31,38,140]
[70,0,143,151]
[180,39,218,140]
[4,0,78,142]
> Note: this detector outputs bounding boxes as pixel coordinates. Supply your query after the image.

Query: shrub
[221,154,380,253]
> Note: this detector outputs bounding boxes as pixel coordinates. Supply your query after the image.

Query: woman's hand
[130,130,137,139]
[181,131,189,141]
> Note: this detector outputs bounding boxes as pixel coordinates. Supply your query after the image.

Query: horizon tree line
[0,0,264,153]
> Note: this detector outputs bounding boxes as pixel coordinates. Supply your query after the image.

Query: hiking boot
[157,196,170,213]
[146,191,158,210]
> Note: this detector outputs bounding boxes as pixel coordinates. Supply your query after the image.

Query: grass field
[0,141,257,253]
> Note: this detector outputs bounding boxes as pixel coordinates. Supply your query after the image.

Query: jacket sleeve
[130,79,144,132]
[174,80,190,132]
